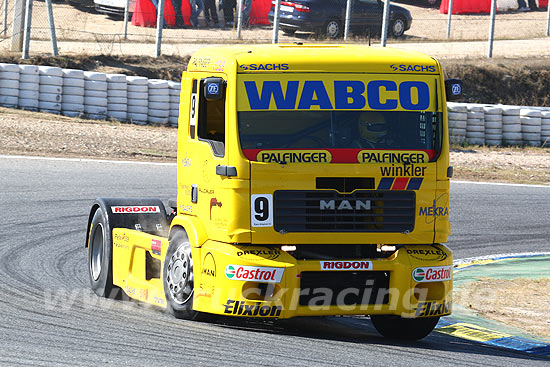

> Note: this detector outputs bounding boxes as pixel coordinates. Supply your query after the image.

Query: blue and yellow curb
[435,252,550,358]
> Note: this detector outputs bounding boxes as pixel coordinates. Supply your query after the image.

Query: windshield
[238,110,439,152]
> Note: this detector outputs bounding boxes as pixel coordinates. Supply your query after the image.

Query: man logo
[319,199,371,210]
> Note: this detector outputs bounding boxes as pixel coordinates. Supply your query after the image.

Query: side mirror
[203,77,225,101]
[445,79,462,101]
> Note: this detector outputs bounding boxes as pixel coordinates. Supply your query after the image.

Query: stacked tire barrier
[447,102,467,145]
[520,109,541,147]
[483,106,502,146]
[84,72,108,120]
[107,74,127,122]
[0,63,19,108]
[168,81,181,128]
[62,69,85,118]
[18,65,39,111]
[2,63,550,146]
[502,106,522,146]
[466,105,485,145]
[127,76,148,125]
[147,79,170,125]
[542,111,550,146]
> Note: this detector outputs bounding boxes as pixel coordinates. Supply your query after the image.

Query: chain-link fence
[0,0,549,57]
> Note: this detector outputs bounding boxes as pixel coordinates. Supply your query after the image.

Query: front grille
[299,271,390,306]
[274,190,415,233]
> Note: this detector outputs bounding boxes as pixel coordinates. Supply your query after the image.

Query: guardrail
[1,62,549,146]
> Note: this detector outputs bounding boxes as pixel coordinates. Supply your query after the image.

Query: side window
[197,79,226,157]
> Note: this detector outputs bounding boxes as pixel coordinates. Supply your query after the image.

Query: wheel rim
[90,223,104,281]
[393,19,405,36]
[326,21,339,38]
[166,244,193,305]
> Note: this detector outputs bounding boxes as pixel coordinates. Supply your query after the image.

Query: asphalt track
[1,156,549,366]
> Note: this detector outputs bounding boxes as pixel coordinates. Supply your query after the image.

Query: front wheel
[370,315,440,340]
[163,230,207,320]
[390,16,406,38]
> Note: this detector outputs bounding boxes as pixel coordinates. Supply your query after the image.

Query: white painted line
[452,180,550,188]
[0,154,177,166]
[455,252,550,266]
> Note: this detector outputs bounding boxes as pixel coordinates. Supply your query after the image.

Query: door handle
[216,165,237,177]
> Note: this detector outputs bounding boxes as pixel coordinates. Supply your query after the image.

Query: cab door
[179,76,233,243]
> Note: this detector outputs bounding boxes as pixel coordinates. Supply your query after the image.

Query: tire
[0,63,19,72]
[107,103,127,112]
[127,76,148,85]
[39,93,62,103]
[108,82,127,90]
[19,65,38,74]
[85,90,108,99]
[324,18,342,39]
[108,89,127,98]
[20,74,39,83]
[0,71,19,80]
[127,85,148,93]
[107,111,127,120]
[88,208,121,298]
[84,96,108,106]
[282,28,296,36]
[390,16,406,38]
[18,98,39,109]
[148,116,169,124]
[63,86,85,96]
[149,94,170,103]
[63,95,85,104]
[148,79,169,89]
[39,75,63,86]
[371,315,440,340]
[149,101,170,110]
[19,90,39,99]
[163,230,202,320]
[39,66,63,77]
[63,78,85,88]
[39,84,62,94]
[107,74,126,83]
[85,105,108,115]
[128,105,148,114]
[128,112,148,123]
[19,82,39,91]
[63,69,84,78]
[107,97,128,105]
[0,79,19,89]
[85,80,108,91]
[62,103,85,112]
[84,71,107,82]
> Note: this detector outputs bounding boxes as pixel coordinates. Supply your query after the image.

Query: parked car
[268,0,412,39]
[94,0,136,18]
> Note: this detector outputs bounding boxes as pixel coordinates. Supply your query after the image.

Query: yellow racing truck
[86,44,462,340]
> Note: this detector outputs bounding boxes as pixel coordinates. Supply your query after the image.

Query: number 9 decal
[251,194,273,227]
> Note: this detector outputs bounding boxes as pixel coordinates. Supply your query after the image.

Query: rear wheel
[324,18,342,39]
[163,230,208,320]
[390,16,406,38]
[370,315,440,340]
[88,208,122,298]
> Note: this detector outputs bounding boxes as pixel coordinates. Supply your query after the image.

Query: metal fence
[1,0,549,58]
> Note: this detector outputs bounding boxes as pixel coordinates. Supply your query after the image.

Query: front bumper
[192,242,453,319]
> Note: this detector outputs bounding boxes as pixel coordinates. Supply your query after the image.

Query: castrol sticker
[412,265,452,282]
[320,261,372,271]
[225,265,284,283]
[111,206,160,214]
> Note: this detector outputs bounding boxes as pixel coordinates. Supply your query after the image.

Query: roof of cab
[186,44,440,74]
